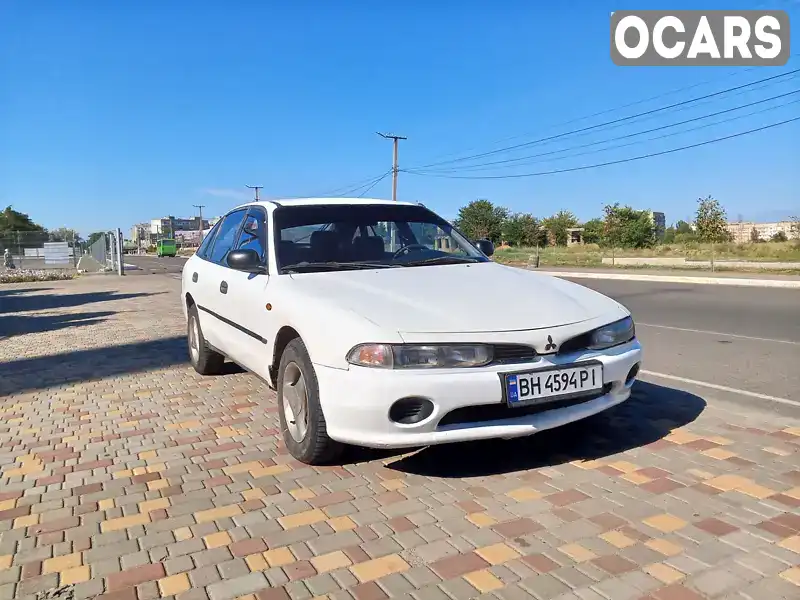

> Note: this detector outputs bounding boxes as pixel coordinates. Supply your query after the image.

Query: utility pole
[246,185,263,201]
[377,132,407,201]
[193,204,205,244]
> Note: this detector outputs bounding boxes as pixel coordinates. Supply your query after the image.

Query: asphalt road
[125,254,187,275]
[569,278,800,407]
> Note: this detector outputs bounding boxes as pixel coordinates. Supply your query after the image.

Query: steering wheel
[392,244,429,260]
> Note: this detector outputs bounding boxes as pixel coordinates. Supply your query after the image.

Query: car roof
[234,197,420,210]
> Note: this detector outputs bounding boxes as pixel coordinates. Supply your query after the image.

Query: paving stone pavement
[1,275,799,600]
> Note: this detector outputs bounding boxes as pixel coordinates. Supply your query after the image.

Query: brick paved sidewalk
[1,276,798,600]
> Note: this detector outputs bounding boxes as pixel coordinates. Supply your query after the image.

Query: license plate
[504,362,603,407]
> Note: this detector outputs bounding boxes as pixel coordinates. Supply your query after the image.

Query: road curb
[536,270,800,288]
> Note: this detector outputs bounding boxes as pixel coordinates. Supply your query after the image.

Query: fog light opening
[626,363,640,385]
[389,397,434,425]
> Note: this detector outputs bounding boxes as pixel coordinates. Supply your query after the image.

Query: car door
[199,208,249,352]
[183,219,222,341]
[215,206,273,374]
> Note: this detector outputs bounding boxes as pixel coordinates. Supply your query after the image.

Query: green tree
[663,226,676,244]
[750,227,761,243]
[0,206,46,234]
[771,231,788,242]
[453,199,508,243]
[502,213,543,247]
[601,203,655,250]
[675,220,693,234]
[541,210,578,246]
[87,232,106,246]
[0,206,48,250]
[694,195,731,271]
[581,218,604,245]
[48,227,81,243]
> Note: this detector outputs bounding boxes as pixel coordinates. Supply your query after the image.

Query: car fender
[270,289,402,370]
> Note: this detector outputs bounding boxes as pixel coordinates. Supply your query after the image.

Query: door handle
[192,272,198,283]
[219,281,228,294]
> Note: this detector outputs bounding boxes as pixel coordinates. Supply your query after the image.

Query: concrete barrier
[601,257,800,270]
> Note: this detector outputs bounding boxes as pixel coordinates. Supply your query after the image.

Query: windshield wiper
[402,255,482,267]
[281,261,400,273]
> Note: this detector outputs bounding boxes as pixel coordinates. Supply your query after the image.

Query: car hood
[286,262,627,334]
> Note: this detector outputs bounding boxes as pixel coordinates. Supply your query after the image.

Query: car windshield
[274,203,489,273]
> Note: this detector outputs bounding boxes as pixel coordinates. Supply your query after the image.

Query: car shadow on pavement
[0,336,188,396]
[0,290,163,314]
[0,287,54,297]
[382,380,706,478]
[0,310,115,338]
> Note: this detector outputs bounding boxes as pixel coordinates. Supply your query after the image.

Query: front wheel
[277,338,343,465]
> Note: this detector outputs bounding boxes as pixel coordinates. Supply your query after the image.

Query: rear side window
[197,221,221,260]
[208,209,247,266]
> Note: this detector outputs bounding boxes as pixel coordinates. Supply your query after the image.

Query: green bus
[157,238,177,258]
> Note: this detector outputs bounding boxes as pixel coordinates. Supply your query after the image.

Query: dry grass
[494,241,800,268]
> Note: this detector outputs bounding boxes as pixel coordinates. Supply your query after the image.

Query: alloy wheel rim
[189,316,200,362]
[282,362,309,442]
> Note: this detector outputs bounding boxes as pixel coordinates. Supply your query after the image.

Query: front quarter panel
[268,277,402,370]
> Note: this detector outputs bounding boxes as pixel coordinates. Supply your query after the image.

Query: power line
[356,171,392,198]
[312,172,389,197]
[331,171,393,197]
[411,89,800,174]
[412,65,773,167]
[407,68,800,171]
[440,97,800,173]
[410,42,799,166]
[403,115,800,180]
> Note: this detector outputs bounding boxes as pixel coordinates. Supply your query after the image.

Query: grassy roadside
[493,241,800,275]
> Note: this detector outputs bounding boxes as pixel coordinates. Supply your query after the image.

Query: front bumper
[314,339,642,448]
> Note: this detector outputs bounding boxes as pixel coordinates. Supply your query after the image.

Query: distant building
[130,223,150,248]
[727,220,794,243]
[566,228,585,246]
[150,216,209,238]
[647,211,666,241]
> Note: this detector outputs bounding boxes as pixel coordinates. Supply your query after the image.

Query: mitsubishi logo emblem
[544,335,557,352]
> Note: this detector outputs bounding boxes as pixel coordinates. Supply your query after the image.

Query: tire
[187,305,225,375]
[277,338,343,465]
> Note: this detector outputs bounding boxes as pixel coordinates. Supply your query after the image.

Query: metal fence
[0,230,79,271]
[84,229,126,274]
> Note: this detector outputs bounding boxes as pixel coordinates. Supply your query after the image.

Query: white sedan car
[181,198,642,464]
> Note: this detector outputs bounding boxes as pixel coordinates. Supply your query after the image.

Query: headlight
[346,344,493,369]
[588,316,635,350]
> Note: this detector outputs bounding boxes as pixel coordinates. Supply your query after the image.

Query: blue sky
[1,0,798,236]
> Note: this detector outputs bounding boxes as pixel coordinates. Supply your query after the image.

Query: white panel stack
[43,242,70,265]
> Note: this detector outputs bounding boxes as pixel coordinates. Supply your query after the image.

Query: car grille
[437,383,613,427]
[491,344,537,365]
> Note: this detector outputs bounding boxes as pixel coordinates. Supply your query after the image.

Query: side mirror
[227,249,263,272]
[475,239,494,256]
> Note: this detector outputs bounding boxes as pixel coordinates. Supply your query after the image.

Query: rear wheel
[277,338,343,465]
[187,305,225,375]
